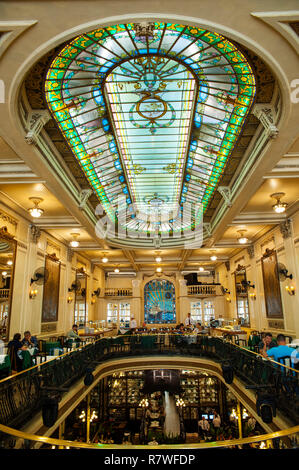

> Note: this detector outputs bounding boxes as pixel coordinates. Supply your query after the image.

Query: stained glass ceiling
[45,22,256,243]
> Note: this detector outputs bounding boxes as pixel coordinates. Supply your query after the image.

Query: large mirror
[234,265,250,327]
[0,227,17,341]
[74,268,87,327]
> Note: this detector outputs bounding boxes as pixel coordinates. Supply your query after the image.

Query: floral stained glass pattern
[45,23,256,240]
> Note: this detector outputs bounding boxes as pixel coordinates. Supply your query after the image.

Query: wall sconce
[226,296,231,303]
[67,296,73,304]
[285,285,295,296]
[249,292,256,300]
[91,297,96,305]
[29,288,38,299]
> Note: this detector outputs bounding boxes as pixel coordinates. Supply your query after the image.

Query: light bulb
[238,237,248,244]
[7,260,13,266]
[2,271,7,276]
[70,240,79,247]
[210,255,217,261]
[156,267,162,272]
[29,207,43,218]
[114,268,120,273]
[155,256,162,263]
[199,267,204,272]
[273,203,287,213]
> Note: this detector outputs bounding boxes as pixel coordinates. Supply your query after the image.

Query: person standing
[130,316,137,332]
[184,313,194,327]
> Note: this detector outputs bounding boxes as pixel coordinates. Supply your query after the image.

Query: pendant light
[237,229,248,244]
[271,192,288,213]
[69,232,80,248]
[28,197,44,218]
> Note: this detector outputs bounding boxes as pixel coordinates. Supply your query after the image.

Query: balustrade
[0,289,10,299]
[0,335,298,430]
[104,288,133,297]
[187,285,216,296]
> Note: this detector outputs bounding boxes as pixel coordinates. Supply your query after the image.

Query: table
[0,354,11,376]
[44,341,61,354]
[20,349,36,369]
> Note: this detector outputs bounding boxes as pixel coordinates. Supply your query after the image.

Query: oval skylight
[45,22,256,246]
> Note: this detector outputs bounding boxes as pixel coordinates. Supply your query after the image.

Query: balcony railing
[0,289,9,299]
[187,285,216,296]
[104,288,133,297]
[0,335,298,431]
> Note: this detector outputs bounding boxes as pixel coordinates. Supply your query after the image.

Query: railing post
[86,392,91,443]
[237,401,243,440]
[58,421,65,448]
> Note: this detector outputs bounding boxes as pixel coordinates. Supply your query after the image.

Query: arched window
[144,279,176,324]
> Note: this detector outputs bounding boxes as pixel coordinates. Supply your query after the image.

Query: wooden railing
[187,285,216,296]
[104,288,133,297]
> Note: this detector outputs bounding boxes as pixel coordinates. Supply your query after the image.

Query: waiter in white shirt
[130,316,137,332]
[184,313,194,327]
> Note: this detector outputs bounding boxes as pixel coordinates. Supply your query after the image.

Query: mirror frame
[234,264,250,327]
[0,226,17,341]
[74,267,87,326]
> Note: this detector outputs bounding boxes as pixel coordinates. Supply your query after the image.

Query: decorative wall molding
[0,20,37,58]
[279,218,292,239]
[251,11,299,56]
[25,110,51,145]
[217,186,232,207]
[0,210,18,229]
[46,239,61,257]
[247,245,255,259]
[224,261,230,272]
[67,247,74,262]
[79,189,93,209]
[29,224,41,244]
[252,104,278,139]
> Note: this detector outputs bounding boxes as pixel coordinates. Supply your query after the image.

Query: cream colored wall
[0,202,106,339]
[216,212,299,337]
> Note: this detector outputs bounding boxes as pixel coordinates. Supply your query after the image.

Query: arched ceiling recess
[43,22,257,245]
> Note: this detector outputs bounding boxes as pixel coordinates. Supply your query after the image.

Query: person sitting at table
[22,330,38,349]
[67,324,81,341]
[264,334,299,365]
[258,332,276,356]
[193,322,202,334]
[7,333,27,372]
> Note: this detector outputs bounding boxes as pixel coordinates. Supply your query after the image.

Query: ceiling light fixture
[237,229,248,244]
[155,250,162,263]
[101,252,109,263]
[199,267,204,272]
[7,260,13,266]
[156,267,162,273]
[28,197,44,218]
[271,192,288,214]
[69,232,80,248]
[210,250,217,261]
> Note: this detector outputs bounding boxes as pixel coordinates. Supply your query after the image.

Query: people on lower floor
[258,332,276,356]
[21,330,38,349]
[67,324,81,341]
[265,333,299,366]
[7,333,27,372]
